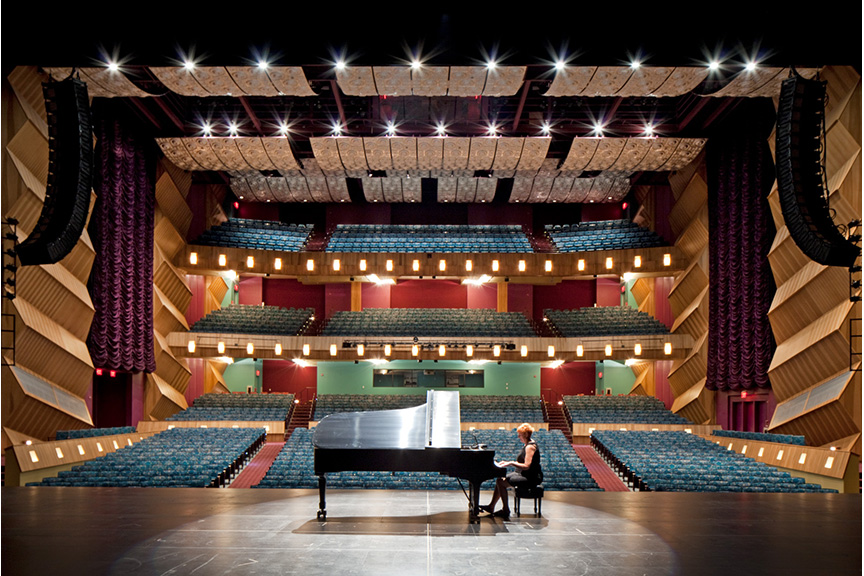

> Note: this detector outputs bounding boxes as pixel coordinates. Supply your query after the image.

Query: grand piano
[312,390,505,521]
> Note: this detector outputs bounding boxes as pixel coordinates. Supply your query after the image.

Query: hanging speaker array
[775,72,859,268]
[15,77,93,266]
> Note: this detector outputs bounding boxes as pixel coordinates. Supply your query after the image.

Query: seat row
[313,394,544,423]
[545,220,667,253]
[28,428,266,488]
[564,395,691,424]
[255,428,601,491]
[711,429,807,446]
[321,308,536,337]
[190,304,315,335]
[193,219,313,252]
[591,430,835,493]
[545,306,670,337]
[325,224,533,253]
[167,392,296,422]
[56,426,136,440]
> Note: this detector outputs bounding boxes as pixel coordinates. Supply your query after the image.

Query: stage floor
[2,487,860,575]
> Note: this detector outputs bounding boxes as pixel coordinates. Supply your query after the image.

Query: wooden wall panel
[768,263,851,343]
[667,171,707,236]
[670,286,709,336]
[205,361,230,394]
[673,204,709,262]
[154,171,193,236]
[667,332,708,397]
[153,331,191,393]
[153,284,189,336]
[668,248,708,317]
[154,208,187,260]
[154,245,193,312]
[144,373,187,421]
[671,378,714,425]
[767,226,814,287]
[14,263,95,341]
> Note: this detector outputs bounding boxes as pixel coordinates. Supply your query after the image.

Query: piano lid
[312,390,461,450]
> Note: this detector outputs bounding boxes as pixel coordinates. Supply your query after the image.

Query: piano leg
[468,481,481,523]
[317,475,327,521]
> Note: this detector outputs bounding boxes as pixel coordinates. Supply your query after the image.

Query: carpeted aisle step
[230,442,284,489]
[572,445,629,492]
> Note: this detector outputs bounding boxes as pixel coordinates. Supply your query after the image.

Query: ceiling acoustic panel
[233,138,277,170]
[468,138,497,170]
[448,67,488,97]
[529,173,555,203]
[569,178,593,203]
[516,137,552,170]
[181,138,224,170]
[156,138,301,171]
[152,67,316,97]
[509,174,534,203]
[411,66,450,96]
[442,138,471,170]
[186,67,243,95]
[310,138,343,171]
[230,178,253,202]
[417,138,444,169]
[390,137,418,170]
[617,67,675,97]
[305,175,332,202]
[336,67,379,96]
[483,66,527,96]
[381,177,404,203]
[226,67,279,96]
[548,173,576,203]
[583,67,634,96]
[544,66,597,97]
[45,68,153,98]
[455,177,478,202]
[266,177,293,202]
[262,138,301,170]
[492,138,525,170]
[157,138,202,170]
[149,68,211,97]
[584,138,627,171]
[653,67,710,96]
[362,177,385,203]
[287,176,316,202]
[637,138,681,170]
[267,67,317,97]
[476,176,497,203]
[661,138,707,170]
[615,139,654,171]
[437,177,458,203]
[363,138,393,170]
[208,138,251,170]
[403,175,422,203]
[335,137,367,171]
[373,67,412,96]
[326,176,351,202]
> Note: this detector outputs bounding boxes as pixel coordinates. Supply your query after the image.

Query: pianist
[479,423,543,519]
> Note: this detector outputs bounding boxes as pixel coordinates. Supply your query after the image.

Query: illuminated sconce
[577,259,585,271]
[634,255,642,268]
[576,344,584,357]
[664,342,672,355]
[218,254,227,266]
[303,344,310,356]
[605,257,613,269]
[217,341,225,354]
[545,260,553,272]
[246,256,255,268]
[333,259,341,271]
[386,260,394,271]
[518,260,526,272]
[634,343,642,355]
[439,344,446,357]
[465,260,473,272]
[187,340,196,353]
[55,447,64,458]
[439,259,446,272]
[357,344,365,356]
[493,345,501,357]
[777,450,784,460]
[330,344,338,356]
[798,453,807,464]
[547,345,555,357]
[521,345,528,357]
[246,342,254,355]
[274,257,282,270]
[189,252,198,265]
[466,345,473,357]
[306,259,315,271]
[359,259,367,271]
[412,345,419,356]
[825,456,834,469]
[605,344,612,356]
[492,260,500,272]
[274,343,282,355]
[29,451,39,463]
[78,445,85,455]
[384,344,392,356]
[96,442,104,452]
[663,253,672,266]
[412,259,420,272]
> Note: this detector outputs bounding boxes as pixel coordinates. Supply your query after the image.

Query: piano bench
[513,484,544,516]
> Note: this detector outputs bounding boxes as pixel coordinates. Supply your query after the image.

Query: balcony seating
[192,218,312,252]
[325,224,534,253]
[321,308,537,337]
[255,428,601,491]
[167,392,296,422]
[544,306,669,337]
[545,219,667,253]
[190,304,315,335]
[56,426,136,440]
[313,394,544,423]
[28,428,266,488]
[564,395,691,425]
[592,430,836,493]
[711,429,807,446]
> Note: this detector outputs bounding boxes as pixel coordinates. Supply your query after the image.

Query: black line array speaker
[15,77,93,266]
[775,73,859,268]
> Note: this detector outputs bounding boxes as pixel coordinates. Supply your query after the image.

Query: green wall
[316,360,541,396]
[223,358,263,393]
[596,360,635,395]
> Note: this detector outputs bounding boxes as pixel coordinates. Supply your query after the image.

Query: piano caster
[317,510,327,521]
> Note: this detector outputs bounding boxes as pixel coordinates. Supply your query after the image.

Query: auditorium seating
[313,394,544,423]
[711,430,807,446]
[325,224,534,253]
[167,392,296,422]
[545,305,670,337]
[255,428,601,491]
[28,428,266,488]
[56,426,136,440]
[321,308,537,337]
[592,430,836,493]
[545,219,667,252]
[564,394,692,425]
[190,304,315,335]
[192,218,312,251]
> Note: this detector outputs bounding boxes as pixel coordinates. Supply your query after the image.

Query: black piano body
[312,390,505,521]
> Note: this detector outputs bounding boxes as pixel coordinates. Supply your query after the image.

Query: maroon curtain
[86,113,156,372]
[706,138,776,391]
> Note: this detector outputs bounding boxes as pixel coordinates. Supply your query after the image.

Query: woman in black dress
[479,423,542,519]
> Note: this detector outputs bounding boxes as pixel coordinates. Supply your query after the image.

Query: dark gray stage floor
[2,487,860,575]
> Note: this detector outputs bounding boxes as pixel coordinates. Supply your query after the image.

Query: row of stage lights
[188,252,673,277]
[185,340,674,360]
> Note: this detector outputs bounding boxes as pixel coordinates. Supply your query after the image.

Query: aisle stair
[545,400,572,443]
[572,445,629,492]
[287,400,313,438]
[230,442,284,488]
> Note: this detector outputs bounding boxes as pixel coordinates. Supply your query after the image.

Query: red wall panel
[362,283,391,309]
[596,278,621,307]
[540,362,596,403]
[238,276,262,305]
[263,359,318,398]
[325,283,351,318]
[185,274,206,326]
[262,278,325,317]
[533,280,596,320]
[389,279,467,309]
[466,283,497,309]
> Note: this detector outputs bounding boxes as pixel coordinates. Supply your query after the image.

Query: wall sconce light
[412,260,420,272]
[187,340,196,353]
[663,254,672,266]
[359,259,367,271]
[493,345,501,357]
[357,344,365,356]
[386,260,394,271]
[274,257,282,270]
[545,260,552,272]
[218,254,227,267]
[218,342,225,354]
[634,343,642,355]
[189,252,198,265]
[664,342,672,355]
[634,255,642,268]
[521,345,528,357]
[465,260,473,272]
[578,259,585,271]
[518,260,526,272]
[492,260,500,272]
[466,345,473,357]
[605,344,612,356]
[605,257,613,269]
[274,343,282,355]
[246,342,254,355]
[576,344,584,357]
[333,259,341,271]
[302,344,310,356]
[246,255,255,268]
[330,344,337,356]
[547,345,555,357]
[306,259,315,271]
[384,344,392,356]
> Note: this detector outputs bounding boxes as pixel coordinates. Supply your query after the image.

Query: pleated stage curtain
[706,137,777,391]
[86,113,157,372]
